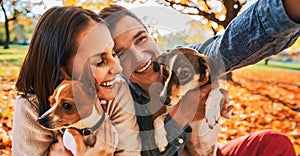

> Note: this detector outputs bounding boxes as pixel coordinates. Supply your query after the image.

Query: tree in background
[0,0,16,49]
[155,0,251,80]
[0,0,43,48]
[157,0,248,35]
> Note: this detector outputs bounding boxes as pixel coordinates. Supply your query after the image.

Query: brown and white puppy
[153,47,232,154]
[38,65,117,155]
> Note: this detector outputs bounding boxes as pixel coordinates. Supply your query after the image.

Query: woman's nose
[109,57,122,75]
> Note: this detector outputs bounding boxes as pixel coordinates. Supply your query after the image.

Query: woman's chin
[97,92,115,101]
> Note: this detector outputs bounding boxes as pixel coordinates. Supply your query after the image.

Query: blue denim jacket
[128,0,300,155]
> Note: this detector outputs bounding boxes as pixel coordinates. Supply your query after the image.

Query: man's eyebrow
[115,30,146,54]
[133,30,146,39]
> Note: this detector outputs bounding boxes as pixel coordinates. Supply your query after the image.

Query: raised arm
[190,0,300,72]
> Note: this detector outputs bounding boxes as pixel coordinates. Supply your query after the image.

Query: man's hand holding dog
[169,82,230,128]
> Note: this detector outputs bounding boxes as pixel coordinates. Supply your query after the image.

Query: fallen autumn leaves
[0,65,299,155]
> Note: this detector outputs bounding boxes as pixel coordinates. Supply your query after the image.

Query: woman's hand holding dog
[48,134,73,156]
[68,128,114,156]
[49,129,114,156]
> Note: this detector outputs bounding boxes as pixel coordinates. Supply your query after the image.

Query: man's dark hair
[99,4,146,31]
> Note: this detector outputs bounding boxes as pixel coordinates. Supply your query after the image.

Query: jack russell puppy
[37,64,117,155]
[153,47,232,155]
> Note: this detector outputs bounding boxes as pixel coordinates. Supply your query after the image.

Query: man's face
[112,16,162,88]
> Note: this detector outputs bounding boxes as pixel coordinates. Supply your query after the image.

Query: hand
[169,82,219,128]
[48,133,72,156]
[283,0,300,23]
[219,88,233,119]
[67,128,115,156]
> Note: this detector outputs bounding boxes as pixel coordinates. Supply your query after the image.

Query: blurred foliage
[62,0,115,12]
[155,0,251,34]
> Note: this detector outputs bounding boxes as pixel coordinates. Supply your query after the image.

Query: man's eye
[135,36,146,45]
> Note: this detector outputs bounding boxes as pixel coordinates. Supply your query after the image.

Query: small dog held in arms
[153,47,232,155]
[37,65,117,155]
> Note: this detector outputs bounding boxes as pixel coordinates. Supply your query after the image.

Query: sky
[0,0,257,35]
[0,0,199,35]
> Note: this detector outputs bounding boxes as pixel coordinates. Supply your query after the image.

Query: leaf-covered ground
[0,64,299,155]
[218,65,300,155]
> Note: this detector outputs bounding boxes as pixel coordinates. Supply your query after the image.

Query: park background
[0,0,300,155]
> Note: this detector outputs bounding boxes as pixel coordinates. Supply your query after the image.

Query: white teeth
[101,79,115,87]
[136,60,152,73]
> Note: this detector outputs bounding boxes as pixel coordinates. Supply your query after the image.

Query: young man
[99,0,300,155]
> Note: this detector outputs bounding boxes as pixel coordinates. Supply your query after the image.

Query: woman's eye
[92,59,105,67]
[93,61,103,67]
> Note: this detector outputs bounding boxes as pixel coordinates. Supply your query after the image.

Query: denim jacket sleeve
[189,0,300,72]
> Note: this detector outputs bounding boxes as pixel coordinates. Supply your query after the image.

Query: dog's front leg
[154,116,168,153]
[205,88,223,129]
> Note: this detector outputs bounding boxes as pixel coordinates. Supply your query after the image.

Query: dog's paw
[63,129,77,156]
[205,89,223,129]
[221,103,233,119]
[154,117,168,153]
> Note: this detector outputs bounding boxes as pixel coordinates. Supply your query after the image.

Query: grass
[0,44,28,66]
[255,60,300,71]
[0,44,28,77]
[0,44,299,75]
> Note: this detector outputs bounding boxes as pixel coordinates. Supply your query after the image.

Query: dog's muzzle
[37,116,49,125]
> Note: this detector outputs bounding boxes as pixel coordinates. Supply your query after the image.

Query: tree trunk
[1,4,9,49]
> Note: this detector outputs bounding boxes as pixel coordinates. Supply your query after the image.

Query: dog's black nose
[160,95,170,105]
[37,116,49,124]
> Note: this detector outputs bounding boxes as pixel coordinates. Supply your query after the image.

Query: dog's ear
[197,56,209,82]
[153,52,169,72]
[204,57,221,82]
[60,67,71,80]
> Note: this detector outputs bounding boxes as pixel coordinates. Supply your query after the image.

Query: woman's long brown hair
[16,6,103,116]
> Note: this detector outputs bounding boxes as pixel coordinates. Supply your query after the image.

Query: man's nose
[127,47,146,62]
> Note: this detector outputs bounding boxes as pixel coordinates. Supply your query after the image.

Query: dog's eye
[179,69,191,79]
[62,103,73,110]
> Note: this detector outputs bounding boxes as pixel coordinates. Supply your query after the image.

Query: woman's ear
[60,67,71,80]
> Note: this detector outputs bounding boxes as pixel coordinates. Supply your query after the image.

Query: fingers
[67,128,87,155]
[49,133,73,156]
[219,88,229,104]
[219,88,233,118]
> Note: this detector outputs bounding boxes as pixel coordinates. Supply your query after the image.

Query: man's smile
[135,60,152,73]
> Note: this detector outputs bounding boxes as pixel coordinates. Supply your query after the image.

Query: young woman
[98,0,299,155]
[13,6,140,156]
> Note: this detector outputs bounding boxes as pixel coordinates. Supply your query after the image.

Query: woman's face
[70,23,122,101]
